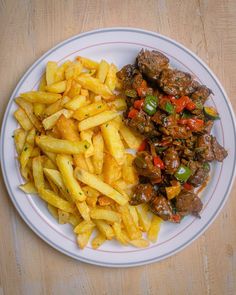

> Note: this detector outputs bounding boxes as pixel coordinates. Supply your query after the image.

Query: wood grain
[0,0,236,294]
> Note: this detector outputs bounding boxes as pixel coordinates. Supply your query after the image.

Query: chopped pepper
[178,118,204,132]
[166,182,181,199]
[128,108,139,118]
[183,182,193,190]
[136,80,147,97]
[164,101,174,114]
[153,156,165,169]
[134,99,144,110]
[174,165,192,182]
[170,96,195,113]
[143,95,158,115]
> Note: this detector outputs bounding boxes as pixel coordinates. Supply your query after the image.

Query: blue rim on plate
[1,27,236,267]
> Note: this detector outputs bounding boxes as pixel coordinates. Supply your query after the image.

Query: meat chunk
[211,136,228,162]
[176,190,203,216]
[196,134,215,162]
[159,69,199,96]
[163,147,180,174]
[116,64,136,89]
[126,110,159,136]
[129,183,155,205]
[133,152,161,180]
[191,85,212,104]
[149,195,173,221]
[188,165,210,187]
[168,125,192,139]
[137,49,169,81]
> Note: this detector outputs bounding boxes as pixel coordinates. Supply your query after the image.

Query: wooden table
[0,1,235,294]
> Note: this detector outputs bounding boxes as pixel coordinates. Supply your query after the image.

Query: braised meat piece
[134,152,161,179]
[126,110,159,136]
[149,195,173,220]
[196,134,215,162]
[137,49,169,82]
[188,164,210,187]
[159,69,199,97]
[168,125,192,139]
[191,85,212,104]
[176,190,203,217]
[129,183,156,205]
[163,147,180,174]
[116,64,136,89]
[211,136,228,162]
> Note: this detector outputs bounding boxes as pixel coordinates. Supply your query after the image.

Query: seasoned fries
[13,55,162,250]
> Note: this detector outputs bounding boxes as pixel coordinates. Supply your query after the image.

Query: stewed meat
[116,64,136,89]
[176,190,203,216]
[133,152,161,179]
[129,183,155,205]
[196,134,215,162]
[188,164,210,187]
[191,85,212,104]
[163,147,180,174]
[211,136,228,162]
[137,49,169,81]
[159,69,199,96]
[149,195,174,221]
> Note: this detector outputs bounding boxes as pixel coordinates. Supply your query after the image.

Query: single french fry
[78,110,119,131]
[20,143,34,169]
[43,168,67,193]
[93,220,114,240]
[117,205,142,240]
[77,56,99,69]
[36,135,90,154]
[20,91,61,104]
[147,215,162,243]
[45,80,67,93]
[119,124,143,150]
[90,208,121,223]
[74,220,95,234]
[19,182,37,194]
[136,204,152,232]
[80,130,94,158]
[56,154,86,202]
[74,168,127,206]
[32,156,44,190]
[77,228,93,249]
[91,233,106,249]
[33,103,45,118]
[77,76,112,99]
[38,73,47,91]
[58,210,70,224]
[107,98,127,111]
[26,128,36,145]
[43,99,62,116]
[14,128,27,155]
[129,239,149,248]
[92,132,104,175]
[42,109,73,130]
[129,205,139,229]
[101,121,125,165]
[103,154,122,185]
[65,61,83,80]
[15,98,42,130]
[96,59,109,83]
[76,201,90,221]
[97,196,115,207]
[112,222,129,245]
[47,204,59,220]
[105,63,117,92]
[73,101,108,121]
[14,108,33,131]
[64,95,88,111]
[46,61,57,85]
[38,188,74,213]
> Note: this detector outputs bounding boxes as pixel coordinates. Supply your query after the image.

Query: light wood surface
[0,0,236,294]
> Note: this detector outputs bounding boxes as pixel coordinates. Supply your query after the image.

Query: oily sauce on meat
[117,49,228,223]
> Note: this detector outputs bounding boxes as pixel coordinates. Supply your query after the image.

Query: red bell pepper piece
[153,156,165,169]
[171,214,181,223]
[183,182,193,190]
[134,99,144,110]
[178,118,204,132]
[128,108,139,119]
[136,80,147,97]
[186,100,196,111]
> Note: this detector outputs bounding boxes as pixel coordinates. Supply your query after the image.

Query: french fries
[13,55,163,250]
[74,168,127,206]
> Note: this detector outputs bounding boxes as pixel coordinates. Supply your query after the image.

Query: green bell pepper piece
[143,95,158,115]
[174,165,192,182]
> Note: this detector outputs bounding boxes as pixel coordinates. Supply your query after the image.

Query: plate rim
[1,27,236,267]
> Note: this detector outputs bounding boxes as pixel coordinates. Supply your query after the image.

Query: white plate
[1,28,236,267]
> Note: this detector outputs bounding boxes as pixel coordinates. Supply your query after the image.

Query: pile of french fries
[13,56,162,249]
